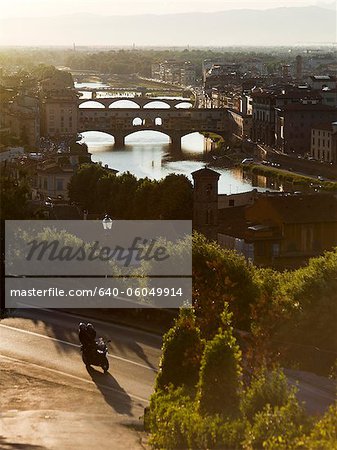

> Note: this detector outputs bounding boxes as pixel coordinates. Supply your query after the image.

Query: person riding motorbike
[86,323,96,341]
[78,322,96,355]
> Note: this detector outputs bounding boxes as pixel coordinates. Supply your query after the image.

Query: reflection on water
[77,81,278,195]
[82,131,267,195]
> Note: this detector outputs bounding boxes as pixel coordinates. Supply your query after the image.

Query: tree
[156,308,204,391]
[192,233,259,336]
[68,163,111,211]
[157,174,193,219]
[197,305,243,416]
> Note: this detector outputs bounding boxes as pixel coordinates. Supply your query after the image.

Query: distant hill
[0,6,335,47]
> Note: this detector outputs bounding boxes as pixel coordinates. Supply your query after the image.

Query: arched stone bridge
[78,106,232,150]
[78,97,194,109]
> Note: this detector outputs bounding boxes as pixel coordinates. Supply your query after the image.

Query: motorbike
[81,337,111,373]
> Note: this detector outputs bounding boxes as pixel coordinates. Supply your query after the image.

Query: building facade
[311,122,337,163]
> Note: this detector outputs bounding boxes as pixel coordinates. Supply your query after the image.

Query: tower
[191,167,220,241]
[296,55,303,81]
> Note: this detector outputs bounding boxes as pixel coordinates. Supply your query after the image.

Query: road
[0,309,162,449]
[0,309,335,449]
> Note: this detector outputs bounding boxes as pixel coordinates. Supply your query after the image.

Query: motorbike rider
[78,322,97,355]
[86,323,97,341]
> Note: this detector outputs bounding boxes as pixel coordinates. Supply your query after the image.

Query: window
[272,243,280,257]
[206,184,213,195]
[56,179,63,191]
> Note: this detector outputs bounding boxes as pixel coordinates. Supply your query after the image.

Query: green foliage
[302,402,337,449]
[0,176,30,220]
[68,166,192,219]
[156,308,204,391]
[243,164,337,191]
[68,163,110,211]
[273,250,337,374]
[197,306,243,416]
[148,386,247,450]
[31,64,74,87]
[192,233,259,335]
[240,367,294,421]
[156,174,193,219]
[245,396,309,449]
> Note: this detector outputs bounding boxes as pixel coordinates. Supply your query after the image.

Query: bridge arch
[125,129,171,143]
[132,117,143,126]
[109,99,140,109]
[80,130,115,144]
[143,100,171,109]
[79,100,106,109]
[175,101,193,109]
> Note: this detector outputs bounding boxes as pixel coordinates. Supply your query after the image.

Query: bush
[148,387,248,449]
[241,367,293,420]
[197,305,242,416]
[245,395,309,449]
[302,402,337,449]
[192,233,259,335]
[148,386,196,449]
[155,308,204,391]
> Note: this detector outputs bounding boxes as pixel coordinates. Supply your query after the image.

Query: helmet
[79,322,86,331]
[86,323,94,332]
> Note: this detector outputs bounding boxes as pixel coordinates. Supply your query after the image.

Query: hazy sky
[0,0,320,17]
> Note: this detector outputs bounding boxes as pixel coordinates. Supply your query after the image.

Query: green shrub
[197,306,242,416]
[245,395,309,449]
[192,233,259,334]
[155,308,204,390]
[148,386,248,449]
[148,386,196,449]
[241,367,293,420]
[302,402,337,449]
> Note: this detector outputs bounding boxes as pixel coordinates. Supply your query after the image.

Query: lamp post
[102,214,113,231]
[102,214,113,279]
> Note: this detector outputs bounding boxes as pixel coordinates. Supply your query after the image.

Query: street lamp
[102,214,113,231]
[102,214,113,280]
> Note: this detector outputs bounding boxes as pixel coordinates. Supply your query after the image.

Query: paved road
[0,309,162,449]
[0,309,335,449]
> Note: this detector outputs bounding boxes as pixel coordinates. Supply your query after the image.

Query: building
[192,167,337,269]
[151,60,196,86]
[295,55,303,81]
[35,143,92,200]
[2,94,40,147]
[275,103,337,155]
[227,109,252,139]
[0,146,24,162]
[308,75,337,90]
[251,90,276,146]
[39,74,79,139]
[192,167,220,241]
[311,122,337,163]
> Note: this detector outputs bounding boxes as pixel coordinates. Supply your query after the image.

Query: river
[75,82,279,195]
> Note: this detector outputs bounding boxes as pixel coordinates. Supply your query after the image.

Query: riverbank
[242,164,337,191]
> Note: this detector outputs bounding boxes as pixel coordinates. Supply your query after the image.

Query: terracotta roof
[218,205,248,238]
[252,195,337,224]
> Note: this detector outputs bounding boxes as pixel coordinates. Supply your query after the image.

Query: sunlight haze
[0,0,316,17]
